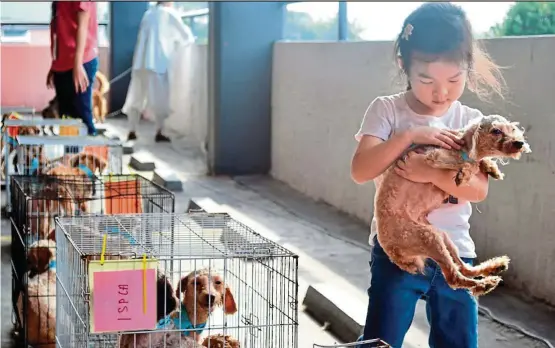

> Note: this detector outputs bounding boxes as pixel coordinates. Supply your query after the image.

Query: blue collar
[29,157,40,175]
[156,305,206,335]
[78,164,95,178]
[48,260,56,270]
[460,151,474,162]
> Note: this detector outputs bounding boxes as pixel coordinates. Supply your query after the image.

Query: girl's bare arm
[351,132,412,184]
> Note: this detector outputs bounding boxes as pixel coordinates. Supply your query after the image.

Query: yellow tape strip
[142,254,147,314]
[100,234,107,265]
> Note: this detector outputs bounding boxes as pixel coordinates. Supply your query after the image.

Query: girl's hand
[46,70,54,89]
[73,64,89,93]
[395,151,437,184]
[406,126,463,150]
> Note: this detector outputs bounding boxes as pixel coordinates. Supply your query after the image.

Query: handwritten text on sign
[91,269,157,333]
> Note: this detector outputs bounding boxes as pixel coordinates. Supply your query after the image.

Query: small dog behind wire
[118,268,239,348]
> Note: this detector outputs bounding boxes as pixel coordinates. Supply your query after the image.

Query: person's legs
[53,69,77,119]
[359,239,431,348]
[425,258,478,348]
[74,57,98,136]
[122,70,147,140]
[53,68,81,153]
[146,71,171,142]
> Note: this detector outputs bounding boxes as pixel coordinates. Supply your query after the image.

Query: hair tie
[402,23,414,41]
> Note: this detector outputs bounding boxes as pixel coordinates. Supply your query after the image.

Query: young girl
[47,1,99,136]
[351,3,505,348]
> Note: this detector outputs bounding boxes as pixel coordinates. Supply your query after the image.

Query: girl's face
[406,59,468,116]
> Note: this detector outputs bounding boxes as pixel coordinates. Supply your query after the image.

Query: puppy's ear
[89,154,107,173]
[69,153,87,168]
[47,228,56,242]
[176,275,189,300]
[223,285,237,315]
[462,122,481,160]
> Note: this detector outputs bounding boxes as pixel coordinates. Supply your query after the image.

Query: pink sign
[92,269,157,333]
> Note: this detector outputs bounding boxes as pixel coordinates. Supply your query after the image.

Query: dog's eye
[215,280,222,285]
[491,128,503,135]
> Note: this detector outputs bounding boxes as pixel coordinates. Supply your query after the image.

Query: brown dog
[41,71,110,124]
[17,238,57,348]
[1,113,41,180]
[375,115,531,296]
[118,269,238,348]
[93,70,110,123]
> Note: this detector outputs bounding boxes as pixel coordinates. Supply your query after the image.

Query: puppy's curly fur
[376,115,531,296]
[202,334,241,348]
[16,238,57,348]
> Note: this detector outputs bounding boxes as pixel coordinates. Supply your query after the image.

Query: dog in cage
[16,237,57,348]
[0,112,41,180]
[375,115,531,296]
[118,268,239,348]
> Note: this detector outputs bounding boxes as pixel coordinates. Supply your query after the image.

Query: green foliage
[173,2,365,44]
[284,11,364,41]
[489,2,555,37]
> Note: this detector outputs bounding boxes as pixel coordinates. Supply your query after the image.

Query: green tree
[171,3,365,44]
[489,2,555,37]
[284,11,364,41]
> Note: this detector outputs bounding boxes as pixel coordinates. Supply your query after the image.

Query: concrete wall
[1,28,110,111]
[271,36,555,305]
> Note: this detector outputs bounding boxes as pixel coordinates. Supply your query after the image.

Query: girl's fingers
[442,130,464,145]
[437,134,461,150]
[431,137,452,149]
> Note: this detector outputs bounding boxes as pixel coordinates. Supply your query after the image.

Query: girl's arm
[74,2,92,69]
[432,169,489,203]
[351,132,412,184]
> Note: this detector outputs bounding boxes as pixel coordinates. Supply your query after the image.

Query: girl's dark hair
[394,2,505,100]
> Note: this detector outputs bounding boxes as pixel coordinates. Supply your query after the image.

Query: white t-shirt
[355,92,484,259]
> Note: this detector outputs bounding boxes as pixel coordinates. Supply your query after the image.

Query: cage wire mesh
[55,212,299,348]
[1,119,87,209]
[10,174,175,348]
[5,134,123,213]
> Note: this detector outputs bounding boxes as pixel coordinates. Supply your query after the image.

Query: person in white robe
[122,1,195,142]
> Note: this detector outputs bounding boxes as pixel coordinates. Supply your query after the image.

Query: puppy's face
[70,153,107,173]
[464,115,531,160]
[27,239,56,275]
[177,270,237,320]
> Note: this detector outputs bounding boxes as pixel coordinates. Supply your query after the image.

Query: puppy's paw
[471,276,502,297]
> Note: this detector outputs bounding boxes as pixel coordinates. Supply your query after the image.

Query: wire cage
[5,134,123,213]
[55,212,299,348]
[10,174,175,348]
[313,339,391,348]
[1,117,86,192]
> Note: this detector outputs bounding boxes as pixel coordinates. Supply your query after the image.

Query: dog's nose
[512,141,524,149]
[208,294,216,304]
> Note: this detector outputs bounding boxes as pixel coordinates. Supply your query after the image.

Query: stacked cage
[55,212,299,348]
[11,174,175,348]
[1,117,87,212]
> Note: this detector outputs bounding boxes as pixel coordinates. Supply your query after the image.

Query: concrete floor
[1,118,554,348]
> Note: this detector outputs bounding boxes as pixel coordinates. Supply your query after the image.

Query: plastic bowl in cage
[313,339,391,348]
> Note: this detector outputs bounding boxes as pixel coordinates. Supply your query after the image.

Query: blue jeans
[357,237,478,348]
[53,57,98,136]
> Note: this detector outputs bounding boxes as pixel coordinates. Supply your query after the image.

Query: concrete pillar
[208,2,284,175]
[109,2,149,112]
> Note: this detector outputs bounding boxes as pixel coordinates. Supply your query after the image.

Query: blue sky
[287,2,515,40]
